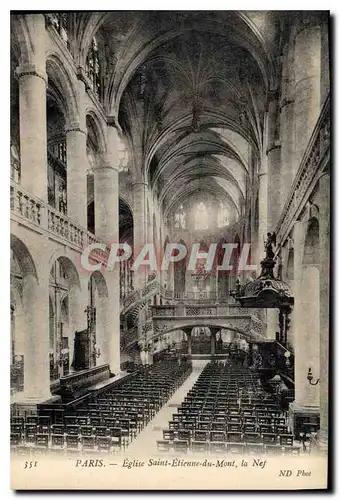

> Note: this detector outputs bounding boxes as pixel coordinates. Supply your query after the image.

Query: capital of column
[95,153,120,173]
[266,141,281,155]
[16,64,47,84]
[65,122,87,136]
[132,181,148,187]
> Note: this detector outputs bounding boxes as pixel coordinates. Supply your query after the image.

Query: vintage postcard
[10,10,330,490]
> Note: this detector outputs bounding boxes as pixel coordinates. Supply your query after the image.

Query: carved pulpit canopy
[230,233,294,309]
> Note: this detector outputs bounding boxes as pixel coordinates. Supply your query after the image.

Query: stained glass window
[217,201,229,227]
[195,202,208,230]
[174,204,186,229]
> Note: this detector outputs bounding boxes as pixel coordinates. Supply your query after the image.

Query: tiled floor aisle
[127,362,207,455]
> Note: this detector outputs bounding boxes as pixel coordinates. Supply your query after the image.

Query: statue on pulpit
[264,232,276,260]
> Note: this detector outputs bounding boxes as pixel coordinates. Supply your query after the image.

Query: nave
[10,357,317,457]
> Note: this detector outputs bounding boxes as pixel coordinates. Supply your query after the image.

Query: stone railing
[48,205,84,247]
[185,305,217,316]
[11,181,108,262]
[11,183,43,226]
[152,306,175,317]
[275,94,330,245]
[120,327,138,349]
[121,278,161,313]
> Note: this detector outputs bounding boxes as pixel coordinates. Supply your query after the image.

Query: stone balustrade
[275,93,330,246]
[11,181,107,262]
[120,327,138,349]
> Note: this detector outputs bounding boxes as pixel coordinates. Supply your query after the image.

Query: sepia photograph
[9,9,330,490]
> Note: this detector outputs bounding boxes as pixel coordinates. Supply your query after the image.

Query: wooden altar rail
[37,371,136,424]
[59,364,111,394]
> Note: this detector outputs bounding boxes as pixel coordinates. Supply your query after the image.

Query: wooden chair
[51,434,65,449]
[66,435,79,451]
[110,427,122,450]
[209,441,226,453]
[35,434,49,449]
[157,440,171,452]
[25,423,37,443]
[265,444,283,456]
[173,440,189,453]
[82,436,95,451]
[178,429,191,443]
[51,424,64,435]
[227,442,246,454]
[242,430,259,442]
[279,434,294,446]
[10,433,21,447]
[246,443,265,455]
[284,445,301,456]
[97,436,111,452]
[163,429,175,441]
[227,431,243,443]
[262,431,277,444]
[66,425,79,436]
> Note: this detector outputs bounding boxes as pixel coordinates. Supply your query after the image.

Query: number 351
[24,461,38,469]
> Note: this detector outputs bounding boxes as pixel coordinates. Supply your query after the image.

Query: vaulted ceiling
[76,11,283,219]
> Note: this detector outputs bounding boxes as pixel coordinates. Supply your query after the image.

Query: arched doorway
[49,257,80,379]
[87,271,109,367]
[11,234,50,399]
[191,326,211,354]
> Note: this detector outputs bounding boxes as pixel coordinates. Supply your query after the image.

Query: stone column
[94,132,119,243]
[66,124,87,227]
[318,173,330,451]
[266,91,282,231]
[293,16,322,174]
[184,329,192,356]
[132,181,148,289]
[22,274,50,401]
[211,329,216,355]
[289,221,320,435]
[94,124,121,373]
[280,41,295,206]
[16,14,47,201]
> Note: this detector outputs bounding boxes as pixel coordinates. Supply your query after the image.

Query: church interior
[10,12,330,457]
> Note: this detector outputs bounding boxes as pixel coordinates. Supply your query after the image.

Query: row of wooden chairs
[156,440,300,456]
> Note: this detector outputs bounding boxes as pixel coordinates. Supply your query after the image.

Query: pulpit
[71,329,91,371]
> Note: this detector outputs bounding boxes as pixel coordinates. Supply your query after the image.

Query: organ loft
[10,12,330,457]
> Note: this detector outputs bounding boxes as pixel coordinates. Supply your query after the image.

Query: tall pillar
[184,330,192,356]
[94,123,121,373]
[211,329,216,355]
[293,16,321,173]
[132,181,148,289]
[318,173,330,452]
[289,221,320,436]
[22,274,51,401]
[66,100,87,227]
[94,129,119,243]
[16,14,47,201]
[280,41,295,206]
[266,91,282,231]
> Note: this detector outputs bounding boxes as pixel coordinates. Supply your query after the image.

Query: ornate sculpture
[264,232,276,260]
